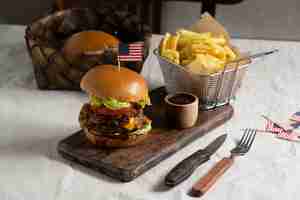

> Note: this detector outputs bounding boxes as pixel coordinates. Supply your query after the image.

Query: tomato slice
[91,105,138,116]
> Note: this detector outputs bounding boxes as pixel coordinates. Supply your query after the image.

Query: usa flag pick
[288,112,300,129]
[262,115,288,133]
[263,116,300,142]
[290,112,300,123]
[265,119,284,133]
[291,112,300,122]
[118,42,144,62]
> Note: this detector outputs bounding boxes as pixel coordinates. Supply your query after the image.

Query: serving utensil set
[165,128,257,197]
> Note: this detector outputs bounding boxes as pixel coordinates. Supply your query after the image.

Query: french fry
[160,33,171,54]
[168,34,180,50]
[224,46,237,61]
[159,28,236,74]
[161,49,180,65]
[177,29,212,50]
[210,36,227,45]
[187,54,214,75]
[181,59,193,66]
[207,43,227,61]
[181,45,194,60]
[205,54,225,72]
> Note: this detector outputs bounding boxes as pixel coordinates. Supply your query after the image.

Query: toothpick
[117,56,121,72]
[117,42,120,72]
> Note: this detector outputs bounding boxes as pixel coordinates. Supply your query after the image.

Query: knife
[165,134,227,187]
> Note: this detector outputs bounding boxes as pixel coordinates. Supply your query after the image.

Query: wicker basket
[25,8,151,90]
[154,49,251,110]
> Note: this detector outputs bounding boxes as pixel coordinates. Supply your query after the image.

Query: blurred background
[0,0,299,41]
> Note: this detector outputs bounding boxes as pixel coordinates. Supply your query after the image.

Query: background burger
[63,31,119,69]
[79,64,152,147]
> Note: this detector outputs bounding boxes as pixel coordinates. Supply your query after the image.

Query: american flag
[264,118,300,141]
[290,111,300,122]
[265,119,284,133]
[118,42,144,61]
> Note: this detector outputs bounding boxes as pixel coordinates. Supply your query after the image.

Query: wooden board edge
[57,106,234,182]
[129,106,234,180]
[57,139,135,182]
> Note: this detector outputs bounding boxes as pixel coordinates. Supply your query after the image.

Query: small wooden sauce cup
[164,93,199,129]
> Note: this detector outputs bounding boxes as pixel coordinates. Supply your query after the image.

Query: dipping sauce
[165,92,199,129]
[168,93,197,105]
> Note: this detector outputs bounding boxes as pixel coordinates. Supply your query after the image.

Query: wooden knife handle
[190,157,234,197]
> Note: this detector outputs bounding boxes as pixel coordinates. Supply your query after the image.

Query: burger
[79,64,152,147]
[63,31,119,68]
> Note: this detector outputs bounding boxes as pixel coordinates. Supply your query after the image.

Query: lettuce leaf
[90,96,130,109]
[103,98,130,109]
[90,95,151,109]
[90,95,103,107]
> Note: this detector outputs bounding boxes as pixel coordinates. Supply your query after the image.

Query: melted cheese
[123,118,135,130]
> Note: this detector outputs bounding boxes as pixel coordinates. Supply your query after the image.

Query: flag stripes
[118,42,144,61]
[265,120,284,133]
[264,119,299,141]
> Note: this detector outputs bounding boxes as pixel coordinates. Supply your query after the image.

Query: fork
[190,128,257,197]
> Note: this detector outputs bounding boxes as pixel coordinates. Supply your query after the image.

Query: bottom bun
[83,127,149,148]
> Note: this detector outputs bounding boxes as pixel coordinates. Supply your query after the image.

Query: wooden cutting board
[57,87,233,182]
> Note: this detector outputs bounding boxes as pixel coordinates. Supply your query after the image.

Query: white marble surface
[1,25,300,200]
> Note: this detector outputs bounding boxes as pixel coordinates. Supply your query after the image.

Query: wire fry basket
[154,49,251,110]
